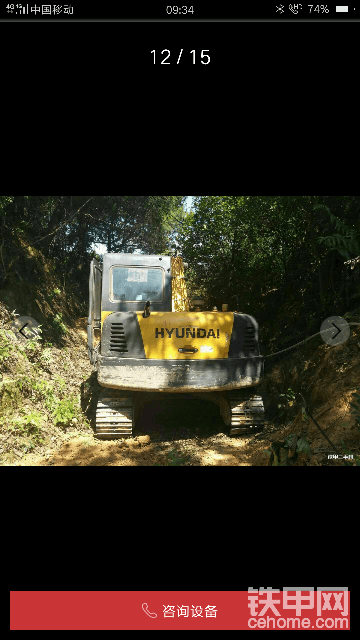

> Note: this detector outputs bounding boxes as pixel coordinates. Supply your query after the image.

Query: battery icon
[336,6,349,10]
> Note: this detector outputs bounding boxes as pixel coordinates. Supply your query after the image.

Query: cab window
[111,266,164,302]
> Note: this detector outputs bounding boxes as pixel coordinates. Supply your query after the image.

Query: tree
[0,195,187,291]
[176,196,360,312]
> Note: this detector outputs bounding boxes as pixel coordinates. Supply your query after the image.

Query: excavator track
[96,389,134,439]
[228,391,265,436]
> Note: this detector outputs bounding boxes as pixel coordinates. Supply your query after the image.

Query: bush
[0,330,13,363]
[10,411,44,438]
[52,313,68,336]
[53,398,76,426]
[32,380,59,412]
[40,348,54,364]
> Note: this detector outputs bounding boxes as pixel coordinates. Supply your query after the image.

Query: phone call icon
[142,603,157,619]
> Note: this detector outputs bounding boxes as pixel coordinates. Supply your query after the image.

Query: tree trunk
[231,229,237,267]
[306,207,326,307]
[330,251,336,297]
[41,199,66,255]
[79,212,88,258]
[312,237,325,306]
[13,196,25,221]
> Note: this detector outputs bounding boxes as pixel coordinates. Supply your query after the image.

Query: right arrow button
[320,316,351,346]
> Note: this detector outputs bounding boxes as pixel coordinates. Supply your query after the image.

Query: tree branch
[23,198,93,248]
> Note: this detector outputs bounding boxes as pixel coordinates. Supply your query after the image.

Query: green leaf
[284,435,297,449]
[279,448,289,466]
[296,437,312,458]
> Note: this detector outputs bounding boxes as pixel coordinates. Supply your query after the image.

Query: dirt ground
[19,404,275,467]
[7,317,360,467]
[20,409,359,467]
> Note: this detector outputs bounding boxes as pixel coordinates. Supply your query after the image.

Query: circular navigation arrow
[320,316,350,346]
[11,316,41,342]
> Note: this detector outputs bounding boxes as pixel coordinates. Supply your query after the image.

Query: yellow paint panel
[102,311,114,326]
[101,311,234,359]
[171,256,189,312]
[137,312,234,360]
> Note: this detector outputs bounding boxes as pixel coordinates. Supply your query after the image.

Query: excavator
[88,253,265,439]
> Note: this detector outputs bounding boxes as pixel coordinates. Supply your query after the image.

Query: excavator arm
[88,258,102,367]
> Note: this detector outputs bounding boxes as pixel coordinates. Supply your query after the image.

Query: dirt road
[21,398,277,466]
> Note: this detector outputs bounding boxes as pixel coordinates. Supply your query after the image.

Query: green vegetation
[0,408,45,448]
[23,326,42,352]
[53,398,77,427]
[263,435,312,467]
[277,388,296,420]
[0,196,185,296]
[32,380,59,412]
[40,348,54,364]
[1,195,358,321]
[177,196,360,314]
[0,329,13,362]
[0,314,87,462]
[11,411,43,433]
[52,313,68,336]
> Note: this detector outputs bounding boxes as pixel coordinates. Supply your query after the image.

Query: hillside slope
[0,237,96,464]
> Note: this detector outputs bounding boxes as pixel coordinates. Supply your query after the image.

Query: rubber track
[96,390,134,439]
[229,392,265,436]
